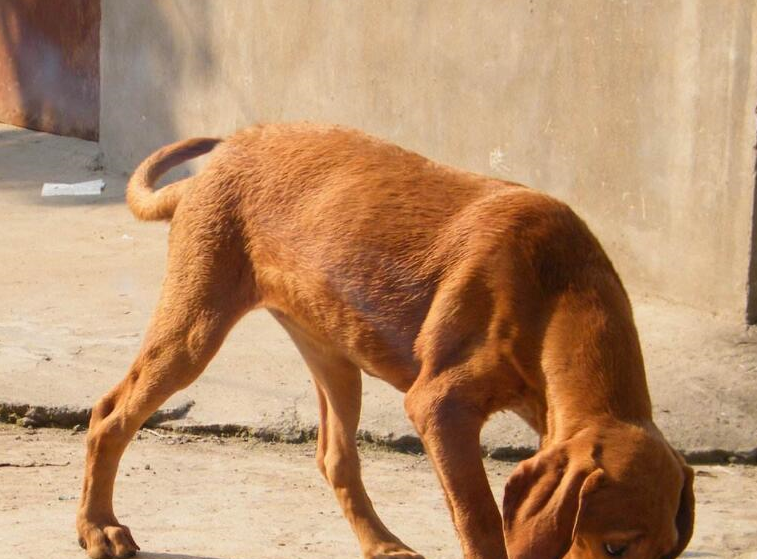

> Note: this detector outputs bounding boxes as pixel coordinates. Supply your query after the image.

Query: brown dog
[76,123,694,559]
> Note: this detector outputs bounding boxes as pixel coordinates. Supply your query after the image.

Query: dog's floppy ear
[503,447,603,559]
[662,464,695,559]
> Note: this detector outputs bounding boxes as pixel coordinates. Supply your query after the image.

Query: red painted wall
[0,0,100,140]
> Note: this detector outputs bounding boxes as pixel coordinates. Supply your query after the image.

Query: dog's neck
[538,280,654,446]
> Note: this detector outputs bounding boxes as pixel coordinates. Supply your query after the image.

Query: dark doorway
[748,106,757,324]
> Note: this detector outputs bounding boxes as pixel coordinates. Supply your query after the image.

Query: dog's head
[503,424,694,559]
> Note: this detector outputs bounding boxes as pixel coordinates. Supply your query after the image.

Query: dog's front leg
[405,376,505,559]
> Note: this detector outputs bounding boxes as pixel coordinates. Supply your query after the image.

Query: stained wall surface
[0,0,100,140]
[99,1,757,319]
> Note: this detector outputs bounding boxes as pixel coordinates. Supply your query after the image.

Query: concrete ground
[1,424,757,559]
[1,122,757,460]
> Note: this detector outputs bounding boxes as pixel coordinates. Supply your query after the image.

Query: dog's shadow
[139,551,721,559]
[137,553,229,559]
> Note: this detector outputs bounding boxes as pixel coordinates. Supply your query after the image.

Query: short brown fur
[77,123,694,559]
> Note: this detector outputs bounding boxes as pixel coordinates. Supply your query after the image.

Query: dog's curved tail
[126,137,222,221]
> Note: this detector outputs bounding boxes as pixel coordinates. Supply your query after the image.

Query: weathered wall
[0,0,100,140]
[100,0,757,320]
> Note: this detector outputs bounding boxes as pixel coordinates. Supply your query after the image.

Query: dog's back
[196,125,598,369]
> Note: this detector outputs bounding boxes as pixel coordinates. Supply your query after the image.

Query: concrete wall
[100,0,757,320]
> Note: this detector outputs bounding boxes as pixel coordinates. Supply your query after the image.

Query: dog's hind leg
[76,226,252,559]
[282,326,423,559]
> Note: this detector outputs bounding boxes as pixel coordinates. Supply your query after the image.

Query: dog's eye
[603,543,628,557]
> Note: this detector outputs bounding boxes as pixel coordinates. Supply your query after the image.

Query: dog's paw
[77,519,139,559]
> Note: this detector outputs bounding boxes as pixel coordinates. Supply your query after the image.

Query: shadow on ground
[138,553,227,559]
[0,125,122,208]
